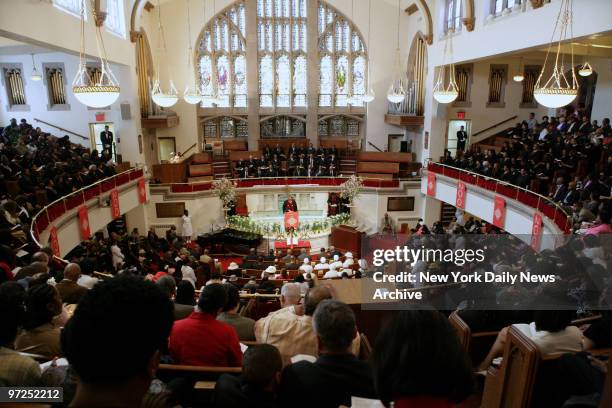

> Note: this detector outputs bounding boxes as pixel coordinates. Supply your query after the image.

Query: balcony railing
[426,162,571,234]
[30,168,145,253]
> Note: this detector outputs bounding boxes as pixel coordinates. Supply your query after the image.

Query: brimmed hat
[265,265,277,274]
[319,257,327,263]
[228,262,239,270]
[345,252,353,258]
[303,258,309,264]
[333,254,339,261]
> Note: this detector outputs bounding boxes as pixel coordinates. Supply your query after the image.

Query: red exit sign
[457,111,466,119]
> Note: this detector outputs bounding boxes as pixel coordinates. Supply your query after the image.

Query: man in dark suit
[100,125,114,159]
[456,125,468,152]
[277,300,376,408]
[551,177,568,203]
[282,195,298,213]
[213,344,282,408]
[55,263,88,304]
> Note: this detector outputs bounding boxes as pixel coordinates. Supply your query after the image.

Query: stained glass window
[318,115,361,138]
[445,0,462,33]
[318,3,368,107]
[52,0,83,18]
[196,1,247,108]
[203,117,248,138]
[257,0,307,108]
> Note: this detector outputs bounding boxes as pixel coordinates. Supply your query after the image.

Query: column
[306,0,319,147]
[246,0,260,151]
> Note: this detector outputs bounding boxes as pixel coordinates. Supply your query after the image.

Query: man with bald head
[255,284,359,365]
[55,263,88,304]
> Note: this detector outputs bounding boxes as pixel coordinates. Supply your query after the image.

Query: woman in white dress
[181,210,193,242]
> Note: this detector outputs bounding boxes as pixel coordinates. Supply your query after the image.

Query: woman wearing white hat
[329,254,342,270]
[261,265,277,279]
[227,262,242,277]
[323,264,340,279]
[342,252,354,268]
[314,257,329,271]
[299,258,313,275]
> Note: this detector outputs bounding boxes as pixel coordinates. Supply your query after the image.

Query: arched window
[318,3,367,107]
[196,1,247,108]
[105,0,126,38]
[52,0,83,17]
[445,0,462,33]
[257,0,308,108]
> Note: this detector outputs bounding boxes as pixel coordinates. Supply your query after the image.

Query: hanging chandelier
[432,29,458,104]
[184,0,202,104]
[513,57,524,82]
[30,54,42,81]
[362,0,375,103]
[578,44,593,77]
[533,0,577,108]
[152,0,179,108]
[72,0,120,108]
[386,0,405,104]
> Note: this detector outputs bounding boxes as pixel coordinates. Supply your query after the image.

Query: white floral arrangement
[212,177,236,208]
[340,175,364,205]
[227,212,351,239]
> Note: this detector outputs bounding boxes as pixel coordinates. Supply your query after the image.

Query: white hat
[265,265,277,274]
[303,258,309,264]
[228,262,239,270]
[333,254,339,261]
[345,252,353,258]
[320,257,327,264]
[229,275,238,282]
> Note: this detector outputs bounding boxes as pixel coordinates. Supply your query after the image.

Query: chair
[448,311,499,366]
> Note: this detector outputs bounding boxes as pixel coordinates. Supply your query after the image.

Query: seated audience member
[278,300,376,407]
[298,258,313,275]
[329,254,342,270]
[218,283,256,341]
[76,264,99,290]
[156,275,194,320]
[314,257,329,271]
[585,209,612,235]
[214,344,282,408]
[285,256,299,271]
[15,283,63,359]
[371,310,474,408]
[477,308,584,371]
[323,265,340,279]
[0,282,41,386]
[61,275,174,408]
[55,263,88,304]
[168,283,242,367]
[227,262,242,277]
[342,252,354,268]
[297,248,308,262]
[175,280,196,306]
[255,285,359,365]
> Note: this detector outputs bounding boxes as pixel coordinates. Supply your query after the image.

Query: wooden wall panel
[155,202,185,218]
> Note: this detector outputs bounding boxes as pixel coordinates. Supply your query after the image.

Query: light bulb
[533,88,577,108]
[513,74,524,82]
[578,67,593,77]
[362,89,375,103]
[433,90,459,104]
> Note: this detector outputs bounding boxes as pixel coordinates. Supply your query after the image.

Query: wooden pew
[319,138,349,150]
[357,172,394,179]
[224,139,248,152]
[357,151,414,163]
[191,152,212,164]
[448,311,499,366]
[229,151,261,162]
[356,161,400,174]
[189,164,213,177]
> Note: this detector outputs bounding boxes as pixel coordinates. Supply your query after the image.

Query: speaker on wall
[400,141,408,152]
[120,103,131,120]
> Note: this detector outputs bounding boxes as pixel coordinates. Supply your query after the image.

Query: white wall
[0,51,144,165]
[591,56,612,123]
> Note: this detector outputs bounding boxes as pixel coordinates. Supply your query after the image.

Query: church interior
[0,0,611,407]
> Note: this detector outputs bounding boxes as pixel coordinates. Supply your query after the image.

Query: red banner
[531,212,543,251]
[426,172,436,196]
[492,196,506,228]
[138,178,147,203]
[110,189,120,219]
[456,181,466,209]
[78,205,91,240]
[284,211,299,230]
[49,225,60,257]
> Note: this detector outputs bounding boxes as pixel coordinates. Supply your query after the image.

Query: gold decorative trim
[72,85,120,93]
[530,0,545,9]
[462,0,475,32]
[415,0,433,45]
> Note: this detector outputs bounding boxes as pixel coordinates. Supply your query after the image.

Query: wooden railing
[33,118,88,141]
[472,115,518,138]
[183,142,197,156]
[367,141,384,152]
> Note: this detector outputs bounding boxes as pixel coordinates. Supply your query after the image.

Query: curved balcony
[30,168,145,258]
[424,162,570,241]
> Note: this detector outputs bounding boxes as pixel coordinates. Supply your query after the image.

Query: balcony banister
[30,167,145,261]
[425,160,571,234]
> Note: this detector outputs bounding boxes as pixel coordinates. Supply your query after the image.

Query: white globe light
[362,89,375,103]
[183,91,202,105]
[73,85,120,108]
[513,74,524,82]
[30,70,42,81]
[578,67,593,77]
[433,90,459,104]
[387,92,405,104]
[152,92,179,108]
[533,88,577,108]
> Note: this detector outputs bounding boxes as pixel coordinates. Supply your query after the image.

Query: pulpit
[330,225,363,259]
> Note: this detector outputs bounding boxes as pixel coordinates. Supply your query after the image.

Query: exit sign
[95,113,105,122]
[457,111,466,119]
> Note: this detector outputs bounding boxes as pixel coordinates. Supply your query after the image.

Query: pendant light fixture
[30,54,42,81]
[432,28,458,104]
[578,44,593,77]
[513,57,524,82]
[72,0,120,108]
[184,0,202,104]
[533,0,577,108]
[151,0,179,108]
[386,0,405,104]
[362,0,375,103]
